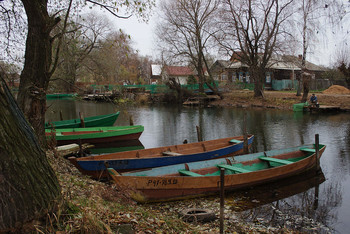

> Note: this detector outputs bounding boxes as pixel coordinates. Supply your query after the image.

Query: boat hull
[45,112,120,129]
[69,135,254,180]
[108,144,326,203]
[46,125,144,146]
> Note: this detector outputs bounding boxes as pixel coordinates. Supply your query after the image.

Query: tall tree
[0,76,60,232]
[1,0,153,146]
[218,0,294,98]
[156,0,220,95]
[50,13,113,92]
[293,0,348,101]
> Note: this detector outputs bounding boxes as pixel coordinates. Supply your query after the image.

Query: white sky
[94,2,350,68]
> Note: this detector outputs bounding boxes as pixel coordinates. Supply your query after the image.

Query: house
[164,66,194,85]
[150,64,163,84]
[210,54,327,90]
[150,64,195,85]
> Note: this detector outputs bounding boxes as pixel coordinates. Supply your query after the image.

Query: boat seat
[300,148,316,153]
[162,151,183,156]
[56,132,63,136]
[217,164,251,173]
[259,156,292,165]
[178,169,203,177]
[229,139,243,144]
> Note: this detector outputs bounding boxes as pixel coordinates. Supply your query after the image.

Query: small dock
[183,95,220,106]
[304,105,341,113]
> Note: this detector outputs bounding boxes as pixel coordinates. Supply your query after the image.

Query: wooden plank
[259,156,292,165]
[229,139,243,144]
[178,170,203,177]
[163,151,183,156]
[300,148,316,153]
[217,164,251,173]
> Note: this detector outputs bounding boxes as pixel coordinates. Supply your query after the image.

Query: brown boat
[107,143,326,203]
[69,135,254,180]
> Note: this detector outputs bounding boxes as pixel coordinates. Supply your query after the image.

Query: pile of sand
[322,85,350,94]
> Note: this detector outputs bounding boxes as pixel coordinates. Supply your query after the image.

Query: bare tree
[1,0,153,146]
[156,0,221,96]
[50,13,113,92]
[217,0,294,98]
[292,0,349,101]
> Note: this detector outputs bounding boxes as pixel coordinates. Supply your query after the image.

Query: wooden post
[59,110,63,121]
[220,168,225,234]
[196,125,202,142]
[79,112,85,128]
[315,134,320,171]
[129,116,134,126]
[243,112,248,154]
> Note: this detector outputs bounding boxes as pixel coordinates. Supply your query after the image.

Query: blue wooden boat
[107,143,326,203]
[68,135,254,180]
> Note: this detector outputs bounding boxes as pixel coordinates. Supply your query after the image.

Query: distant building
[150,64,163,84]
[150,64,194,85]
[210,54,327,90]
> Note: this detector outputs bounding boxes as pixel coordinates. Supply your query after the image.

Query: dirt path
[210,90,350,111]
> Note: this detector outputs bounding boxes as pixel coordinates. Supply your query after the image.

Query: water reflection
[46,100,350,233]
[88,140,144,155]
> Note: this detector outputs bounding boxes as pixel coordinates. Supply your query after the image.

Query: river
[46,99,350,233]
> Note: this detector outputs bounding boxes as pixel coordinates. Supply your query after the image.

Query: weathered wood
[259,156,292,165]
[162,151,183,156]
[178,170,203,177]
[217,164,251,173]
[300,148,316,153]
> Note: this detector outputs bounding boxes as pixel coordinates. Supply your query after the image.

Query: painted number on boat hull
[147,179,178,187]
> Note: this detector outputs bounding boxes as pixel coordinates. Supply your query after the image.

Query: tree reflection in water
[226,169,341,232]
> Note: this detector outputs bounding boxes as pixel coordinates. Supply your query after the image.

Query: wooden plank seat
[299,148,316,153]
[178,169,203,177]
[162,151,183,156]
[229,139,243,144]
[259,156,292,165]
[217,164,251,173]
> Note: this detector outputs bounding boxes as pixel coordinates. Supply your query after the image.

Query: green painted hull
[46,93,77,100]
[46,125,144,145]
[45,112,120,129]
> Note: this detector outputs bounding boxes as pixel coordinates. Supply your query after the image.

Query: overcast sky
[99,2,350,68]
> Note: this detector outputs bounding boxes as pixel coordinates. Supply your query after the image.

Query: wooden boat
[46,93,77,100]
[69,135,254,180]
[107,143,326,203]
[46,125,144,146]
[45,112,120,129]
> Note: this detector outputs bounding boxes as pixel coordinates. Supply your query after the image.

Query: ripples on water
[46,100,350,233]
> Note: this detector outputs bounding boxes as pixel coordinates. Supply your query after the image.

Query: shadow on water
[87,140,144,155]
[224,169,337,232]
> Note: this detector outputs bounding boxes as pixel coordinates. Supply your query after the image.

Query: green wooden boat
[46,93,77,100]
[46,125,144,146]
[45,112,120,129]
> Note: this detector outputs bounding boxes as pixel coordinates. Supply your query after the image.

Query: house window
[221,74,227,80]
[246,72,250,83]
[266,72,271,83]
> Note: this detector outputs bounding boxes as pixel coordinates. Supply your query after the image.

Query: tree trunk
[301,72,312,102]
[251,67,265,98]
[0,78,61,232]
[17,0,60,146]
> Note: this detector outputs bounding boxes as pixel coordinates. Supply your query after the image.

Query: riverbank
[40,150,305,233]
[38,148,330,233]
[210,88,350,111]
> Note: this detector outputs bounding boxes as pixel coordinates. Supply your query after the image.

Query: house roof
[213,55,326,72]
[166,66,194,76]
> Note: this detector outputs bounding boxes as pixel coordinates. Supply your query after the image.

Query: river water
[46,99,350,233]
